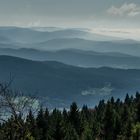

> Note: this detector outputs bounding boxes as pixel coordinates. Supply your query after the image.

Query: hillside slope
[0,55,140,107]
[0,48,140,69]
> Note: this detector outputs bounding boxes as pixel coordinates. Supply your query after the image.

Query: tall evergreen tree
[69,102,81,136]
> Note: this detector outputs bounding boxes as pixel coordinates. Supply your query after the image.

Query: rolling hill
[0,27,140,57]
[0,27,118,44]
[0,48,140,69]
[31,38,140,57]
[0,55,140,107]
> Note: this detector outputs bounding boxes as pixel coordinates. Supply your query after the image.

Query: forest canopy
[0,83,140,140]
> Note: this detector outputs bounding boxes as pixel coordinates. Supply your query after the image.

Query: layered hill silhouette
[0,27,140,107]
[0,48,140,69]
[0,55,140,107]
[0,27,140,57]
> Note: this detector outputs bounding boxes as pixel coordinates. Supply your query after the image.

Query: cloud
[91,28,140,41]
[81,83,114,96]
[107,3,140,17]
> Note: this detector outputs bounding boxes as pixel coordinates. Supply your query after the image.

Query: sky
[0,0,139,28]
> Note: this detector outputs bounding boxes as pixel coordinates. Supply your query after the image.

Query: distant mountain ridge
[0,27,140,57]
[0,55,140,107]
[0,47,140,69]
[0,27,140,107]
[0,27,117,44]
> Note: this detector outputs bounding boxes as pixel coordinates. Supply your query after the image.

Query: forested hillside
[0,86,140,140]
[1,55,140,108]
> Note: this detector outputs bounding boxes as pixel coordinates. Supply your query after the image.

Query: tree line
[0,83,140,140]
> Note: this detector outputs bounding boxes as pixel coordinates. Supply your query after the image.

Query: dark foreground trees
[0,84,140,139]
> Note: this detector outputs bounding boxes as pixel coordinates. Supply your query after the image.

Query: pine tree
[137,102,140,122]
[26,109,35,138]
[50,109,63,140]
[131,123,140,140]
[104,102,116,140]
[61,122,79,140]
[36,107,46,140]
[69,102,81,136]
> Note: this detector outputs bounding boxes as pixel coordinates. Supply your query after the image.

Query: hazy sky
[0,0,140,28]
